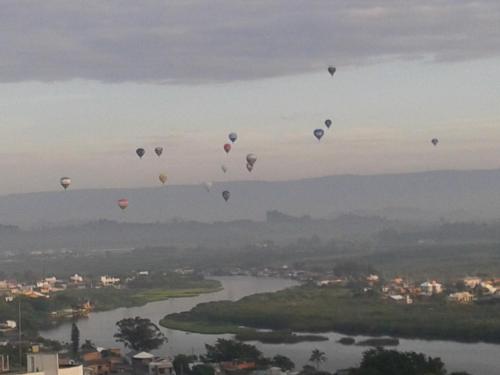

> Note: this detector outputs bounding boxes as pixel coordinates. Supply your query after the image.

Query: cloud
[0,0,499,83]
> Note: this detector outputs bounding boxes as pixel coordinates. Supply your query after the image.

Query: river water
[41,277,499,374]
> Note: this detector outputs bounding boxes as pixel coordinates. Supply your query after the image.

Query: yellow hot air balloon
[159,173,168,185]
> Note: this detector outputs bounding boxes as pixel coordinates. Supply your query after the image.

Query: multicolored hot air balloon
[159,173,167,185]
[224,143,231,154]
[325,119,332,129]
[222,190,230,202]
[117,199,129,210]
[431,138,439,146]
[155,147,163,157]
[328,66,336,76]
[314,129,324,141]
[228,132,238,143]
[136,148,145,158]
[246,153,257,166]
[60,177,71,190]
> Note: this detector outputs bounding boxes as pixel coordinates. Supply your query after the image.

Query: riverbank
[1,278,222,334]
[160,284,500,344]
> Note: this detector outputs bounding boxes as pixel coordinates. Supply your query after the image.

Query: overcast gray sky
[0,0,499,194]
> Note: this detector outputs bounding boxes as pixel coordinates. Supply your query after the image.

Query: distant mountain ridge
[1,168,500,228]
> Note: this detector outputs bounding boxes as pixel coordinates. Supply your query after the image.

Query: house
[420,281,443,295]
[84,360,110,375]
[220,361,256,372]
[448,292,474,304]
[366,274,379,283]
[148,359,175,375]
[100,276,120,287]
[0,320,16,330]
[463,277,482,288]
[70,275,84,284]
[21,352,83,375]
[479,282,497,295]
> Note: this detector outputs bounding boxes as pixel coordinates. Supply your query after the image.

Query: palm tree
[309,349,326,370]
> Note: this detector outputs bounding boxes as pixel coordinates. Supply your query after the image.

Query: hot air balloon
[228,132,238,143]
[136,148,145,158]
[154,147,163,157]
[221,164,228,173]
[203,182,213,192]
[328,66,336,76]
[159,173,167,185]
[246,163,253,172]
[314,129,324,141]
[117,199,129,210]
[60,177,71,190]
[246,153,257,166]
[222,190,230,202]
[325,119,332,129]
[224,143,231,154]
[431,138,439,146]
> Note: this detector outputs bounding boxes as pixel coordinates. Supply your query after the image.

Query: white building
[0,320,16,330]
[69,275,83,284]
[100,276,120,286]
[23,353,82,375]
[420,281,443,295]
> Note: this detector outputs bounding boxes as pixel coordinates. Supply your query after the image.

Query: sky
[0,0,500,195]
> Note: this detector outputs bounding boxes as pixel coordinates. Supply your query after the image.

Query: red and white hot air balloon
[117,199,129,210]
[224,143,231,154]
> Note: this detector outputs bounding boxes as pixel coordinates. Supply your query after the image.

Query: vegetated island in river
[0,274,222,335]
[160,284,500,344]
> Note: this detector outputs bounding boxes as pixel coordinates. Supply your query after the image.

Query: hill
[1,169,500,228]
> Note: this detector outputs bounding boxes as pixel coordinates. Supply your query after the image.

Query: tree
[309,349,326,370]
[271,355,295,371]
[114,317,166,352]
[70,322,80,358]
[204,339,262,362]
[81,339,97,352]
[173,354,196,375]
[351,348,446,375]
[192,365,214,375]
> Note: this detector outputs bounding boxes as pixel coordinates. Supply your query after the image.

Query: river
[41,277,500,374]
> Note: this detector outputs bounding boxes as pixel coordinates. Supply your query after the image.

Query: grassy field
[159,316,328,343]
[161,284,500,343]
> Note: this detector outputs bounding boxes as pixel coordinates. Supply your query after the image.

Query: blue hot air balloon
[228,132,238,143]
[314,129,324,141]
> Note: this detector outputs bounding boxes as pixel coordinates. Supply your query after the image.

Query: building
[366,274,379,283]
[22,353,83,375]
[99,277,120,287]
[0,320,16,330]
[148,359,174,375]
[448,292,474,304]
[69,275,84,284]
[463,277,482,288]
[420,281,443,295]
